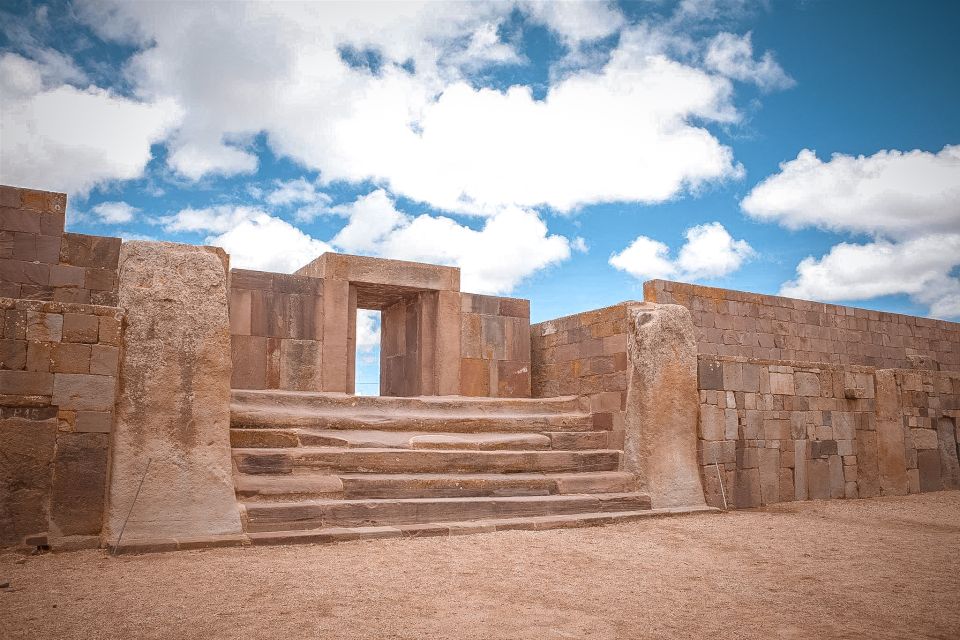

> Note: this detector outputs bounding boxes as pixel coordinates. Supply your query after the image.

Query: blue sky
[2,1,959,392]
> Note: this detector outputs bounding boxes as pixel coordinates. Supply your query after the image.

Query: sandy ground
[2,492,959,640]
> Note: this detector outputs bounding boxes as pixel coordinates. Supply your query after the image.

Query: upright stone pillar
[622,303,706,508]
[874,369,909,496]
[103,242,242,547]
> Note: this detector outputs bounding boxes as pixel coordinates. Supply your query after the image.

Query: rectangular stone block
[460,358,489,397]
[98,316,122,346]
[26,311,62,342]
[769,372,795,395]
[62,313,100,343]
[758,447,780,505]
[936,418,960,490]
[75,410,113,433]
[52,373,116,411]
[51,342,91,374]
[48,264,85,288]
[279,339,322,392]
[917,449,942,492]
[733,467,761,508]
[49,432,109,537]
[0,418,57,544]
[698,358,723,390]
[0,369,54,395]
[89,344,119,376]
[497,360,531,398]
[0,338,27,370]
[59,232,121,268]
[808,458,831,500]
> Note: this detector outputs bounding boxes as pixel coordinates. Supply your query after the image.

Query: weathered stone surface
[936,418,960,490]
[0,418,56,544]
[874,369,909,496]
[49,432,108,537]
[52,373,115,411]
[104,241,242,544]
[623,303,705,508]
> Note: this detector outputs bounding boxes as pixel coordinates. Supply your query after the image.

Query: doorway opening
[354,309,381,396]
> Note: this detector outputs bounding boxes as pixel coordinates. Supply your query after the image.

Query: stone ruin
[1,184,959,552]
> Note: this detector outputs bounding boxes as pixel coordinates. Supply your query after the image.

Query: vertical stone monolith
[622,303,706,508]
[103,242,242,545]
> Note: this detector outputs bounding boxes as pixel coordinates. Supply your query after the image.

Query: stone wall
[460,293,531,397]
[644,280,960,371]
[229,268,329,391]
[695,355,960,509]
[1,186,120,306]
[531,303,632,444]
[0,298,123,547]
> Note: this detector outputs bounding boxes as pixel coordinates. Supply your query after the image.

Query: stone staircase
[229,390,662,545]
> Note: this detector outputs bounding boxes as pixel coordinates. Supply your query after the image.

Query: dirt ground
[2,492,959,640]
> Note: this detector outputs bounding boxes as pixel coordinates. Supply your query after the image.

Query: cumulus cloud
[91,200,137,224]
[330,190,572,294]
[0,51,180,195]
[704,32,794,91]
[610,222,754,281]
[263,177,332,221]
[742,146,960,238]
[356,309,381,352]
[159,205,333,273]
[744,145,960,317]
[781,236,960,319]
[52,1,746,214]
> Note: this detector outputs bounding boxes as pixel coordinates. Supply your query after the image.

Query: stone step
[232,389,585,415]
[234,471,639,500]
[241,493,653,532]
[230,408,596,433]
[245,506,719,547]
[230,428,609,450]
[233,447,622,475]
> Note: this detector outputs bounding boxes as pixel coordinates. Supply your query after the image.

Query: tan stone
[622,303,705,508]
[26,311,62,342]
[874,369,909,496]
[0,417,57,544]
[104,241,242,544]
[52,373,114,411]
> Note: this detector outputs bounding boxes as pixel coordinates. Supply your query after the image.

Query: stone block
[497,360,530,398]
[778,468,795,502]
[758,447,780,505]
[698,404,724,440]
[622,303,704,508]
[911,428,939,450]
[733,467,761,508]
[49,432,108,537]
[75,410,113,433]
[26,311,62,342]
[59,232,121,268]
[875,370,909,496]
[105,241,241,543]
[741,363,760,393]
[460,314,482,359]
[61,313,99,343]
[698,358,723,390]
[828,455,845,498]
[794,372,821,397]
[48,264,85,288]
[936,418,960,490]
[321,279,350,392]
[460,358,489,397]
[0,338,27,370]
[0,369,53,395]
[89,344,119,376]
[0,418,57,544]
[51,342,91,373]
[52,373,115,411]
[85,266,117,292]
[279,339,322,392]
[794,441,809,500]
[808,459,831,500]
[917,449,942,492]
[98,315,122,345]
[769,372,795,395]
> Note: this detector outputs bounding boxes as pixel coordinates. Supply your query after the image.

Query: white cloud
[704,32,794,91]
[158,203,332,273]
[91,200,137,223]
[57,1,745,214]
[330,190,572,294]
[610,222,754,281]
[356,309,381,353]
[744,145,960,317]
[264,177,332,221]
[742,146,960,238]
[0,55,180,195]
[781,235,960,319]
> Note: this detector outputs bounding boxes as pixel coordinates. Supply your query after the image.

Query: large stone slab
[874,370,909,496]
[622,303,705,508]
[103,241,242,544]
[0,417,57,544]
